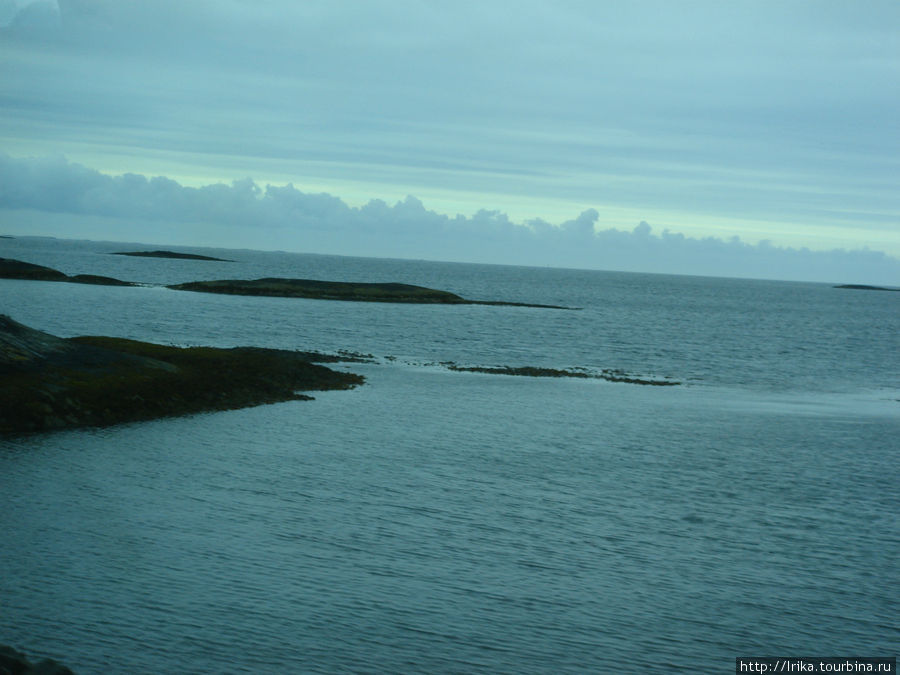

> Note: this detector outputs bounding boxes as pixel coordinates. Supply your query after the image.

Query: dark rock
[447,363,680,386]
[112,250,234,262]
[0,258,67,281]
[24,658,75,675]
[168,277,576,309]
[0,314,75,369]
[834,284,899,292]
[69,274,136,286]
[0,259,133,287]
[0,316,364,434]
[0,644,30,675]
[0,646,75,675]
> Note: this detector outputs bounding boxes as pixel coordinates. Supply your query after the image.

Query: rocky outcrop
[168,278,575,309]
[0,259,135,286]
[68,274,134,286]
[112,250,234,261]
[0,644,75,675]
[447,363,680,385]
[0,316,363,434]
[169,278,469,303]
[0,258,68,281]
[834,284,899,292]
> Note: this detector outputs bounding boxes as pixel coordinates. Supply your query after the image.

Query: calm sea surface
[1,237,898,673]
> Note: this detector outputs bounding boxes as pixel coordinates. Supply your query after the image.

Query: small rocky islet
[833,284,899,292]
[112,249,234,261]
[167,277,574,308]
[0,315,363,434]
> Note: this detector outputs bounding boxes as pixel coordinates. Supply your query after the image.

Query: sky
[1,0,898,283]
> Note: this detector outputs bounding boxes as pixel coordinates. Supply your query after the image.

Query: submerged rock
[447,363,680,386]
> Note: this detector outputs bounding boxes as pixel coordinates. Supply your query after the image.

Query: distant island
[1,257,572,308]
[168,278,575,309]
[113,250,234,261]
[0,258,135,286]
[0,315,363,433]
[833,284,899,292]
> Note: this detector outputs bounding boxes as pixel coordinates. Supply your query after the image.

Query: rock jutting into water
[168,278,576,309]
[112,249,234,261]
[833,284,899,292]
[0,644,75,674]
[0,258,135,286]
[0,315,364,434]
[446,363,680,386]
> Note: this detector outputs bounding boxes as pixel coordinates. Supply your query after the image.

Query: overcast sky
[1,0,898,282]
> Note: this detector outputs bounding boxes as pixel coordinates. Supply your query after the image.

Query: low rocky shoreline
[446,363,680,385]
[0,644,75,674]
[0,315,363,434]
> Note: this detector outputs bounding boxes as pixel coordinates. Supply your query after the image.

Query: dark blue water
[1,237,898,673]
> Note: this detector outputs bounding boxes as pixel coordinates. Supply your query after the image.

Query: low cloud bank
[1,153,897,284]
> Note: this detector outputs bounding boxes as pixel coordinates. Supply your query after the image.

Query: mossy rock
[0,316,363,434]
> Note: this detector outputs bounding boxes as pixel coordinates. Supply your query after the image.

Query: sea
[1,236,897,673]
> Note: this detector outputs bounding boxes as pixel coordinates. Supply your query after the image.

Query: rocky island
[0,315,363,434]
[0,258,135,286]
[1,257,573,307]
[168,278,575,308]
[833,284,899,292]
[113,249,234,261]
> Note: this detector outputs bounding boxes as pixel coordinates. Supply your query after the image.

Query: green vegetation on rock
[168,277,575,308]
[0,315,363,434]
[169,278,467,303]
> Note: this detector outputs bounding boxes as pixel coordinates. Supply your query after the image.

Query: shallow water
[1,237,898,672]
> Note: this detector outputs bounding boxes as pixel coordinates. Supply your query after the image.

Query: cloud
[1,0,897,261]
[0,0,59,33]
[2,153,898,285]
